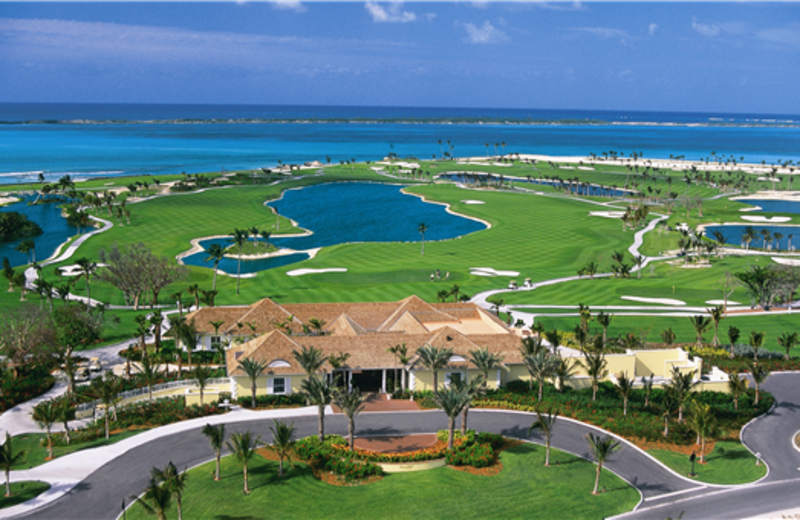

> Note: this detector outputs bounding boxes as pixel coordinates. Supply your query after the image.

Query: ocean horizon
[1,102,799,184]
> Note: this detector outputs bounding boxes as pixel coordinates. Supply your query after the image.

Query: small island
[0,212,43,242]
[224,240,278,257]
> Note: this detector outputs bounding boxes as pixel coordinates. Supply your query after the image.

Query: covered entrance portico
[346,368,404,394]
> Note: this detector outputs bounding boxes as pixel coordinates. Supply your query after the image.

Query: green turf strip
[0,482,50,510]
[647,440,766,485]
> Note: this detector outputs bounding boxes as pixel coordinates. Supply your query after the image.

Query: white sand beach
[741,216,792,223]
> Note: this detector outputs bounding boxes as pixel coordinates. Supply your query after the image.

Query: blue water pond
[740,199,800,215]
[705,224,799,251]
[182,182,486,274]
[0,196,75,267]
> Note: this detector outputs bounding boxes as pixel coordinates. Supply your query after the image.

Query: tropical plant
[580,350,608,402]
[529,406,559,466]
[226,430,262,494]
[267,420,296,476]
[332,388,367,450]
[661,327,676,347]
[614,372,634,416]
[596,311,612,350]
[706,306,725,347]
[238,357,268,409]
[415,344,453,392]
[418,222,428,255]
[641,374,654,407]
[749,330,766,363]
[688,315,711,348]
[136,355,162,403]
[469,347,505,392]
[204,243,225,292]
[552,353,578,392]
[291,345,329,378]
[451,374,485,435]
[177,319,199,372]
[130,477,171,520]
[686,401,717,463]
[89,372,122,439]
[777,331,799,360]
[524,350,556,400]
[432,385,471,449]
[666,367,699,422]
[152,462,188,520]
[201,423,226,481]
[232,228,247,295]
[74,257,97,304]
[301,376,333,442]
[750,361,769,405]
[32,400,58,460]
[727,373,748,411]
[659,386,680,436]
[192,365,214,405]
[586,433,621,495]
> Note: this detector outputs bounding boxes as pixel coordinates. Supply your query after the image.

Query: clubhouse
[182,296,729,398]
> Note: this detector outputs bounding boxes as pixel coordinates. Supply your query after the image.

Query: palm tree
[614,372,634,415]
[586,433,621,495]
[468,347,505,391]
[432,386,471,449]
[307,318,327,336]
[130,477,171,520]
[418,223,428,255]
[137,355,162,403]
[552,353,578,392]
[706,306,724,347]
[57,399,74,445]
[267,420,296,476]
[226,430,262,494]
[749,330,766,363]
[301,376,333,442]
[661,327,676,347]
[580,350,608,402]
[187,283,201,312]
[238,358,267,408]
[777,331,799,360]
[150,313,164,354]
[452,374,485,435]
[152,462,188,520]
[640,374,654,407]
[178,319,199,372]
[524,350,556,400]
[486,295,505,317]
[415,344,453,392]
[750,361,769,405]
[667,367,699,422]
[232,228,247,295]
[727,326,741,358]
[192,365,214,405]
[529,406,559,466]
[688,315,712,348]
[90,372,122,439]
[32,400,58,460]
[0,433,25,496]
[291,345,328,378]
[201,423,226,481]
[333,388,367,451]
[687,401,717,463]
[74,257,97,304]
[595,311,612,350]
[205,243,225,291]
[727,373,748,411]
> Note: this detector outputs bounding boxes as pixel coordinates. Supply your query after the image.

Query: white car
[89,357,102,372]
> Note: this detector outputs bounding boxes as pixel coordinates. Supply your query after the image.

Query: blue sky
[1,2,798,114]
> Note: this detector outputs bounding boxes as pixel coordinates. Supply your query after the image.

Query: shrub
[294,435,380,480]
[727,344,784,360]
[447,441,495,468]
[235,393,306,409]
[437,429,475,444]
[0,366,55,412]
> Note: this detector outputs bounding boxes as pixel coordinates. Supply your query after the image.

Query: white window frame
[268,376,290,395]
[445,371,466,388]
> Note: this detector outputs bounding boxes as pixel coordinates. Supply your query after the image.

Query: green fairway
[648,441,766,485]
[125,443,639,520]
[0,482,50,510]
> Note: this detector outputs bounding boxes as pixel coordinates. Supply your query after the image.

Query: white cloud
[648,23,658,36]
[463,20,507,44]
[536,2,586,12]
[692,16,720,38]
[269,0,306,13]
[365,2,416,23]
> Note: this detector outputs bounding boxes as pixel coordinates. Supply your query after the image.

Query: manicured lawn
[10,430,146,470]
[648,440,766,485]
[126,443,639,520]
[0,482,50,510]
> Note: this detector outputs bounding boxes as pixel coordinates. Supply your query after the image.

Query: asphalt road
[17,373,800,520]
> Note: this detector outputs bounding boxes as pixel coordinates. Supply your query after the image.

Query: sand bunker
[58,263,107,276]
[706,300,741,306]
[461,200,485,205]
[739,206,762,212]
[578,166,595,171]
[286,267,347,277]
[741,216,792,223]
[589,211,626,219]
[470,267,520,277]
[772,257,800,266]
[620,296,686,306]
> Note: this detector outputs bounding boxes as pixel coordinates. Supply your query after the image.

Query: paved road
[16,408,699,520]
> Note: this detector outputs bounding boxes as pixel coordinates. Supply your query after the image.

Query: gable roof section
[378,295,455,332]
[225,297,300,335]
[227,330,303,376]
[183,307,250,335]
[326,314,367,336]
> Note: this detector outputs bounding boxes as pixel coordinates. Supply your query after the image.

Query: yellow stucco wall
[233,374,304,397]
[634,349,692,377]
[412,368,498,391]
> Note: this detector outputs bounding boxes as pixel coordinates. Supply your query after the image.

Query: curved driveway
[11,374,800,520]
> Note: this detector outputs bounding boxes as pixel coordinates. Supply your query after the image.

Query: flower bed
[294,435,383,482]
[226,393,306,409]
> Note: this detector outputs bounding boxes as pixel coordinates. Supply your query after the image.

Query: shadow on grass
[249,463,314,492]
[707,447,749,462]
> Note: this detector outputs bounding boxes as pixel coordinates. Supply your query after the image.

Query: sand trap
[772,257,800,266]
[741,216,792,223]
[578,166,595,171]
[621,296,686,306]
[461,200,485,205]
[559,166,576,170]
[470,267,520,277]
[706,300,741,306]
[0,196,19,206]
[286,267,347,277]
[740,206,762,212]
[58,263,107,276]
[589,211,626,219]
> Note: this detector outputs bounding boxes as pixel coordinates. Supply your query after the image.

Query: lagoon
[181,182,486,274]
[705,224,800,251]
[0,197,74,267]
